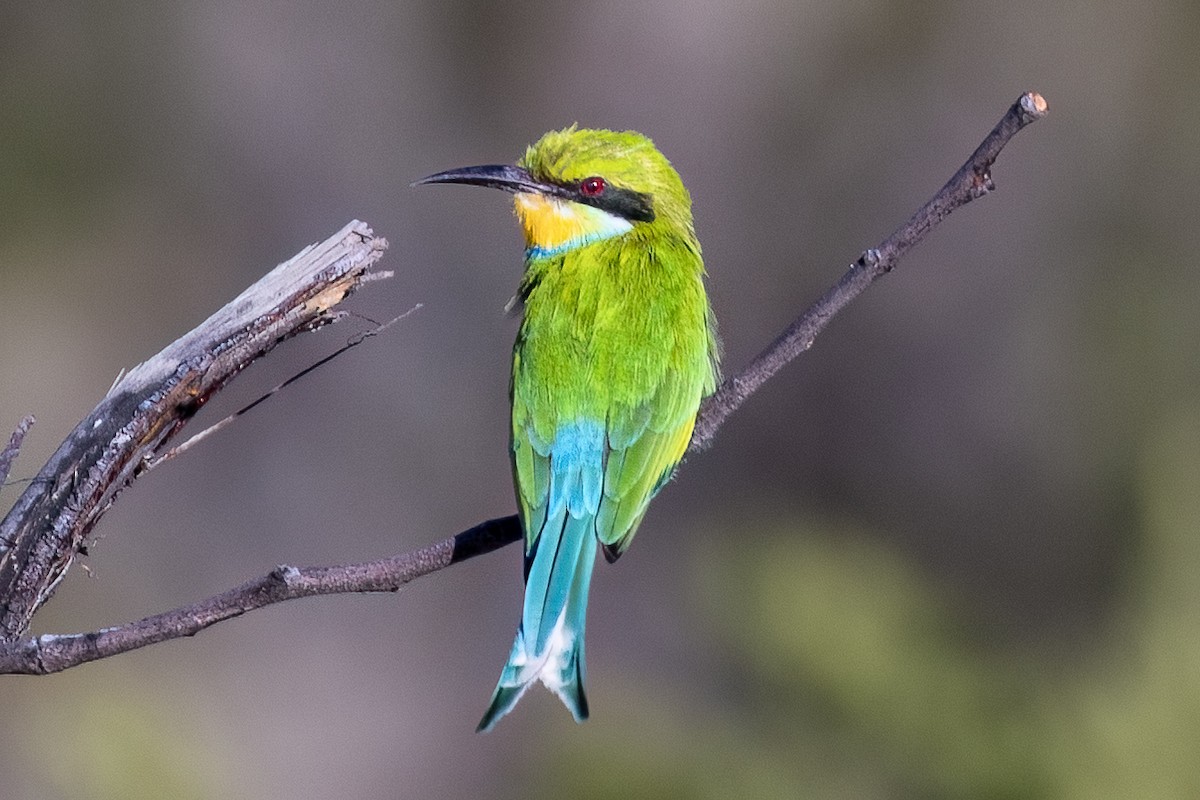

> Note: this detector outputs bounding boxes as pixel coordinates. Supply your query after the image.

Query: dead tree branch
[0,93,1047,675]
[0,220,390,640]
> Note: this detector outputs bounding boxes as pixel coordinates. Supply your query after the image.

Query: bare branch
[0,516,518,674]
[0,221,390,639]
[691,91,1049,444]
[0,93,1047,674]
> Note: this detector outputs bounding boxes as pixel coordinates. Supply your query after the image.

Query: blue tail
[477,511,597,732]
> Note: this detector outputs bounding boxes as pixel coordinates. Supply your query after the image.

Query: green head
[417,126,695,257]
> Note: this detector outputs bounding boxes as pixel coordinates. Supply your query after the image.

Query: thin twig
[144,304,422,469]
[0,93,1048,675]
[0,416,35,491]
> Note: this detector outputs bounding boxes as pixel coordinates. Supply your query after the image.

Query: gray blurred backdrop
[2,2,1198,798]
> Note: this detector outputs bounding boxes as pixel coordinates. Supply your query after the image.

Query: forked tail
[477,513,597,732]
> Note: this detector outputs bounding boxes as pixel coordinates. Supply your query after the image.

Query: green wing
[511,354,705,562]
[594,365,701,561]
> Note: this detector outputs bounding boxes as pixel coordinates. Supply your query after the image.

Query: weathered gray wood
[0,220,389,639]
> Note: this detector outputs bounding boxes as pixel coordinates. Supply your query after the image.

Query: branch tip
[0,415,36,489]
[1020,91,1049,120]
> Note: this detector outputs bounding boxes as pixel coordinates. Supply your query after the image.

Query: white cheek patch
[576,203,634,237]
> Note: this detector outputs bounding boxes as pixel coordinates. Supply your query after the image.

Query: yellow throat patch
[513,193,633,258]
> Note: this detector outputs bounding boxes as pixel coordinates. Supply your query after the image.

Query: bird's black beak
[413,164,568,199]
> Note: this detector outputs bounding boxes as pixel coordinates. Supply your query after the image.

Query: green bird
[418,127,718,731]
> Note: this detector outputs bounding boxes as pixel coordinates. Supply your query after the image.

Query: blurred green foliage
[21,680,229,800]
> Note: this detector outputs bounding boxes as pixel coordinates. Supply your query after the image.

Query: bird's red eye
[579,176,606,196]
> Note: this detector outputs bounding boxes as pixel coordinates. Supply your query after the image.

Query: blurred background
[0,1,1197,798]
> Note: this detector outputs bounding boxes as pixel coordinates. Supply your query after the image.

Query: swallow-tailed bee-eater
[417,127,718,731]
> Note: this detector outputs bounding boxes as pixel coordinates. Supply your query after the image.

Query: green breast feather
[511,228,716,560]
